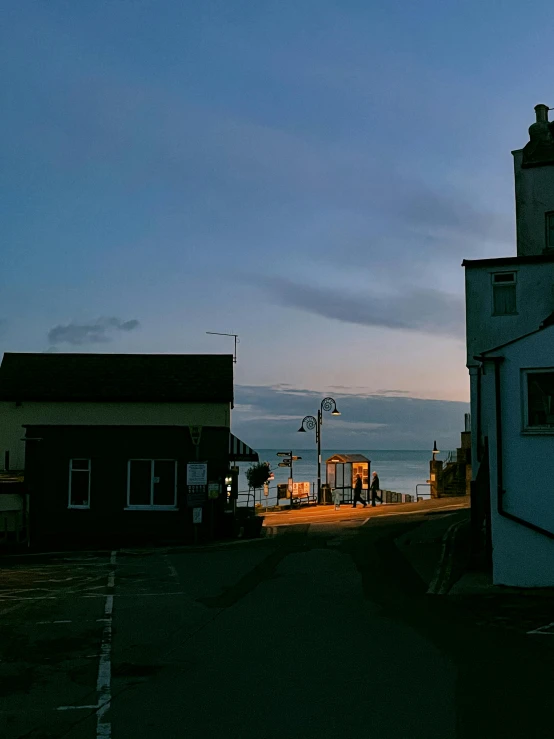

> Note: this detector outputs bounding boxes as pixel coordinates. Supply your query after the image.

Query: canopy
[229,433,259,462]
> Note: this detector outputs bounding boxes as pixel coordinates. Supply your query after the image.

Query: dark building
[0,352,258,548]
[23,424,239,548]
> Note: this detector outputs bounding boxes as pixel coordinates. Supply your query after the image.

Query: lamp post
[298,397,340,504]
[430,440,441,498]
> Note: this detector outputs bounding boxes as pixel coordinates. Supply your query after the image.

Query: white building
[479,319,554,586]
[464,103,554,586]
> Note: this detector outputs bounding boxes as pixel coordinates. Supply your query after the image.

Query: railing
[237,483,318,511]
[445,450,456,465]
[416,483,432,501]
[239,484,420,509]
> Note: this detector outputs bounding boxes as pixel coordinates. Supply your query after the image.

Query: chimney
[535,104,549,124]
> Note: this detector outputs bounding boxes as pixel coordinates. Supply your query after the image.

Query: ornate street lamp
[298,397,340,504]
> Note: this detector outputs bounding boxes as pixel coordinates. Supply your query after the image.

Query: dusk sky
[2,1,553,448]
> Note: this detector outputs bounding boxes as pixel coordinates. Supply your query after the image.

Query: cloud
[252,276,465,338]
[232,384,469,450]
[47,317,140,345]
[389,182,513,245]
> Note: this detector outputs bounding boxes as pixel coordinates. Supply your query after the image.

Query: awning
[229,433,259,462]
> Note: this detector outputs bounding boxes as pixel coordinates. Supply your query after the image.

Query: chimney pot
[535,103,549,123]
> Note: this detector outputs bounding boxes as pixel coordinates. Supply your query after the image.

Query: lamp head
[331,408,341,416]
[297,425,306,433]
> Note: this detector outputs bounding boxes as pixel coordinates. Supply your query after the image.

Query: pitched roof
[480,311,554,356]
[325,453,370,463]
[0,353,234,404]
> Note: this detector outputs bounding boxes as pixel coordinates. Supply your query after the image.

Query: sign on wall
[187,463,207,486]
[292,482,310,498]
[193,507,202,524]
[187,486,206,507]
[208,483,220,499]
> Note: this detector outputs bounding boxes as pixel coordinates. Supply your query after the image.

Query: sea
[235,449,450,506]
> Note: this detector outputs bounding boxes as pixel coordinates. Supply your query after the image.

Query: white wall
[513,149,554,257]
[465,261,554,368]
[0,401,231,471]
[482,327,554,586]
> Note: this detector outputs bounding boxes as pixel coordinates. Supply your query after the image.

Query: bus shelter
[325,454,370,504]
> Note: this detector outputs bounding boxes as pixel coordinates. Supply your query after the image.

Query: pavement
[2,498,554,738]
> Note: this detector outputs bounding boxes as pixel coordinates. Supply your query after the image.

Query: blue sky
[2,1,553,448]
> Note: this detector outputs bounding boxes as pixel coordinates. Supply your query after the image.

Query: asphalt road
[1,508,553,738]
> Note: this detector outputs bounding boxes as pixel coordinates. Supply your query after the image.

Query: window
[547,213,554,250]
[69,459,91,508]
[127,459,178,509]
[525,371,554,430]
[492,272,517,316]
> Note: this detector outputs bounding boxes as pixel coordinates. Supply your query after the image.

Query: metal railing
[416,483,432,501]
[237,482,318,511]
[239,483,421,509]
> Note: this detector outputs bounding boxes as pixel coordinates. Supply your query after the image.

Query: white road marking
[58,704,99,711]
[86,591,187,598]
[527,621,554,635]
[427,520,465,595]
[96,550,116,739]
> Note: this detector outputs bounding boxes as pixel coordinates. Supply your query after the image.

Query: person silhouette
[352,475,367,508]
[370,471,382,506]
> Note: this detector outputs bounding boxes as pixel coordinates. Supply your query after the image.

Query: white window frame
[491,270,517,316]
[546,212,554,250]
[125,459,178,510]
[522,368,554,434]
[68,459,91,509]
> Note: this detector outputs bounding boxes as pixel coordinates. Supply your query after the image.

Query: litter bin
[321,484,333,505]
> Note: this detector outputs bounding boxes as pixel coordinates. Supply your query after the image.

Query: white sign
[193,507,202,524]
[187,463,207,486]
[292,482,310,497]
[288,478,293,494]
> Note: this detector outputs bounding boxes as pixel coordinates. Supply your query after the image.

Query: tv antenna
[206,332,239,363]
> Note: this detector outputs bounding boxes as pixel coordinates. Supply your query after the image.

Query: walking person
[352,474,367,508]
[370,471,382,506]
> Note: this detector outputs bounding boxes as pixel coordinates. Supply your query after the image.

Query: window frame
[126,459,179,510]
[491,270,518,316]
[546,212,554,250]
[522,368,554,434]
[68,458,91,509]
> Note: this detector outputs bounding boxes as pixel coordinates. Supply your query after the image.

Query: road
[1,503,553,738]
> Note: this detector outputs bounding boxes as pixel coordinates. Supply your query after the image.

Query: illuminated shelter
[325,453,370,504]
